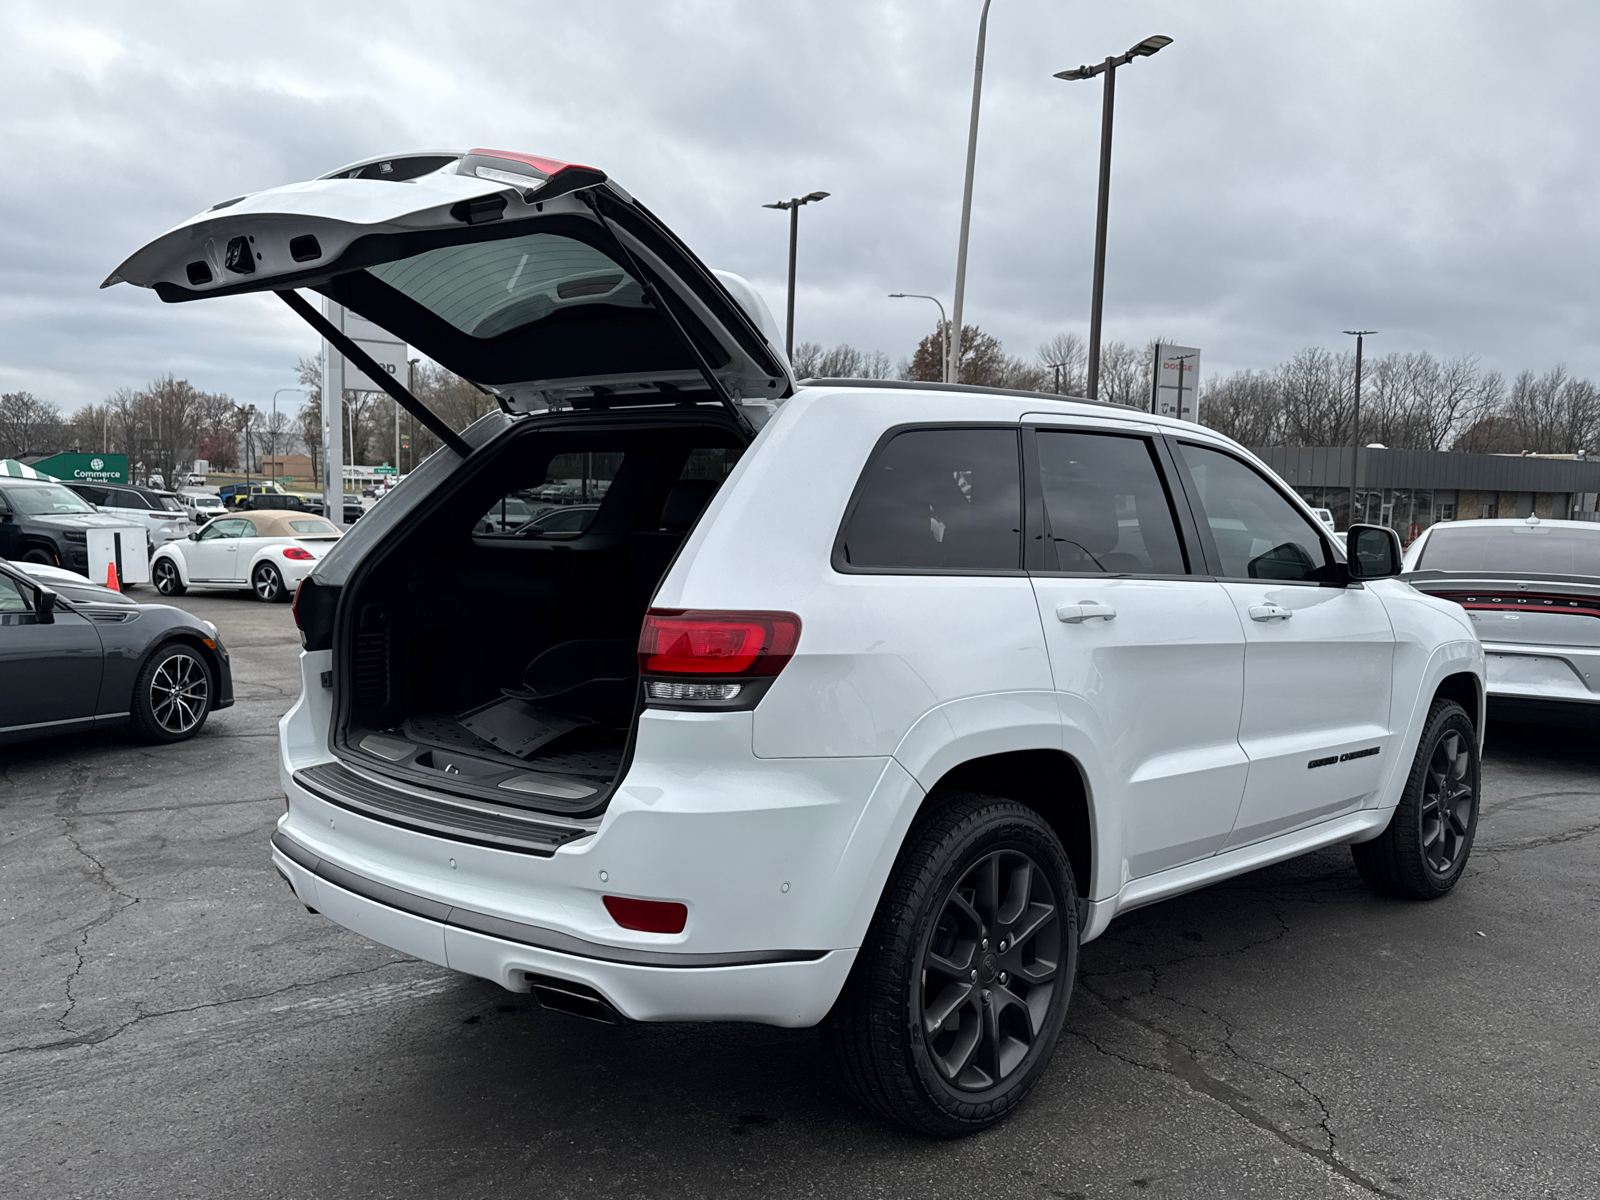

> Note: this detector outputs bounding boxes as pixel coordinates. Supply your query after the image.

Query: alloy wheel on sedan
[919,847,1062,1092]
[149,652,209,735]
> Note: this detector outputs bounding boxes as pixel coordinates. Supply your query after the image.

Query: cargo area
[333,414,744,816]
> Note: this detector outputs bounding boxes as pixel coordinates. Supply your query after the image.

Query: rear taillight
[603,896,688,934]
[292,577,338,651]
[638,610,801,676]
[282,546,315,561]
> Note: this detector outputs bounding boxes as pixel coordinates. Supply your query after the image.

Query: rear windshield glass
[3,484,96,515]
[290,519,340,534]
[367,232,646,340]
[1418,525,1600,575]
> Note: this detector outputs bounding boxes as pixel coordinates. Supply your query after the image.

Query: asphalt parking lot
[3,592,1597,1200]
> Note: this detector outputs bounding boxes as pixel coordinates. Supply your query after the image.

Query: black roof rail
[797,377,1125,409]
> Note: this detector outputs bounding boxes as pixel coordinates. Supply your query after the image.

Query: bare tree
[1200,371,1286,445]
[0,392,64,458]
[1036,332,1087,395]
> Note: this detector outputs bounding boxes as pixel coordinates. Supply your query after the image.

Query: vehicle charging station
[86,526,151,587]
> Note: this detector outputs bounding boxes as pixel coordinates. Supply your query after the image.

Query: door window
[200,519,248,540]
[73,485,110,506]
[0,572,29,613]
[1177,444,1330,581]
[1036,431,1186,574]
[839,428,1022,571]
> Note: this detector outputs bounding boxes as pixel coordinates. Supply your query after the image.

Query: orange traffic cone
[105,563,120,592]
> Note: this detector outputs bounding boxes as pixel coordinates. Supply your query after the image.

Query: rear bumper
[1482,642,1600,707]
[271,828,855,1025]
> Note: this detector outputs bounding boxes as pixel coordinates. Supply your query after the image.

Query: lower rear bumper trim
[270,829,829,970]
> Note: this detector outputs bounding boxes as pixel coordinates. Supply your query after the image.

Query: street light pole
[889,293,949,383]
[1055,34,1173,401]
[1344,330,1376,529]
[949,0,994,386]
[762,191,830,361]
[269,387,304,481]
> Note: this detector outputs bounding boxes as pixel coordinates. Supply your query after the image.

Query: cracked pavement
[4,593,1599,1199]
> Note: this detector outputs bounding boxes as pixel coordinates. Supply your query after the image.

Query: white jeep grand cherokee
[111,149,1486,1135]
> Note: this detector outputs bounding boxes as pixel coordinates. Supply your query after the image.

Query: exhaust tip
[524,972,625,1025]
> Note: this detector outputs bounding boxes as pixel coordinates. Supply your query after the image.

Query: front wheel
[1352,700,1480,899]
[21,547,54,566]
[152,557,186,596]
[252,561,287,602]
[822,793,1078,1136]
[130,643,212,743]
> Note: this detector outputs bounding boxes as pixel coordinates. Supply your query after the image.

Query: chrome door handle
[1248,603,1292,622]
[1057,601,1117,623]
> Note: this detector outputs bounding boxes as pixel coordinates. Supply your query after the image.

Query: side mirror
[1346,524,1402,580]
[33,585,57,624]
[189,530,199,540]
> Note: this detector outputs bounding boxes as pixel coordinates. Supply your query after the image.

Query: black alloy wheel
[21,547,53,565]
[1352,699,1479,899]
[823,793,1078,1136]
[919,848,1064,1092]
[252,561,286,603]
[130,644,212,743]
[153,557,185,596]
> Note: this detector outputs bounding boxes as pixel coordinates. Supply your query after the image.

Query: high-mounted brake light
[638,610,801,677]
[282,546,315,561]
[603,896,688,934]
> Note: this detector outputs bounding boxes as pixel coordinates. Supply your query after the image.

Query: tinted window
[841,428,1022,570]
[1418,525,1600,576]
[1037,432,1186,574]
[72,484,110,505]
[1177,443,1328,581]
[367,232,648,340]
[114,489,153,510]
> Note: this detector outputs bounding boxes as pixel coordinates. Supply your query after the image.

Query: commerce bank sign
[30,452,129,485]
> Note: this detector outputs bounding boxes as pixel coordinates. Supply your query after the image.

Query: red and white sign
[1151,344,1201,421]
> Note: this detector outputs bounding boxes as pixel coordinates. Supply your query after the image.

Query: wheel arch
[925,749,1094,903]
[152,545,192,585]
[1432,670,1483,743]
[18,536,63,564]
[145,630,225,696]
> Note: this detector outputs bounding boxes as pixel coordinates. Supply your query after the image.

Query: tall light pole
[1055,34,1173,400]
[1344,330,1376,529]
[889,293,949,383]
[762,191,830,360]
[270,387,305,480]
[948,0,995,386]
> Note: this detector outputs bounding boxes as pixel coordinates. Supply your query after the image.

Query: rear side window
[840,428,1022,571]
[1177,443,1328,581]
[73,484,110,505]
[1036,431,1187,574]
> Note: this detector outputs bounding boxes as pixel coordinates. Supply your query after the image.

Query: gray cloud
[2,0,1597,415]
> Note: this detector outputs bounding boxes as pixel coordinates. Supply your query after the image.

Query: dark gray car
[0,557,234,745]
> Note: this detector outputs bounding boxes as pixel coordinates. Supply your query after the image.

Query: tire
[821,792,1078,1136]
[130,642,213,743]
[152,557,186,596]
[1351,700,1479,899]
[251,561,287,603]
[21,547,54,565]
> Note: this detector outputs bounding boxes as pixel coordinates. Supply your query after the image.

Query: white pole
[322,299,345,526]
[948,0,993,386]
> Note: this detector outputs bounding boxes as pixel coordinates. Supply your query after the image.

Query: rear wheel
[252,561,287,602]
[152,558,186,596]
[822,793,1078,1136]
[1352,700,1479,899]
[130,643,212,743]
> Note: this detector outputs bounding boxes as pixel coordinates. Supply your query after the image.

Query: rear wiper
[578,190,756,439]
[276,289,473,458]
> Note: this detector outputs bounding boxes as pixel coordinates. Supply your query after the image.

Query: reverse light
[282,546,315,561]
[603,896,688,934]
[646,681,742,702]
[638,610,801,676]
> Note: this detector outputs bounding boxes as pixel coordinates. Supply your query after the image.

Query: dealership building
[1252,445,1600,542]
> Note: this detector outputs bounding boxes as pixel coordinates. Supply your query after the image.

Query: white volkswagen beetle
[150,509,341,602]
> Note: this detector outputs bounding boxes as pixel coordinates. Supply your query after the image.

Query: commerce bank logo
[90,457,104,471]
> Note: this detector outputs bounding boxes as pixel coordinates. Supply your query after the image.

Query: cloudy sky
[3,0,1598,419]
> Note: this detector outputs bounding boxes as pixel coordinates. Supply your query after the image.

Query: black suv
[0,479,133,574]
